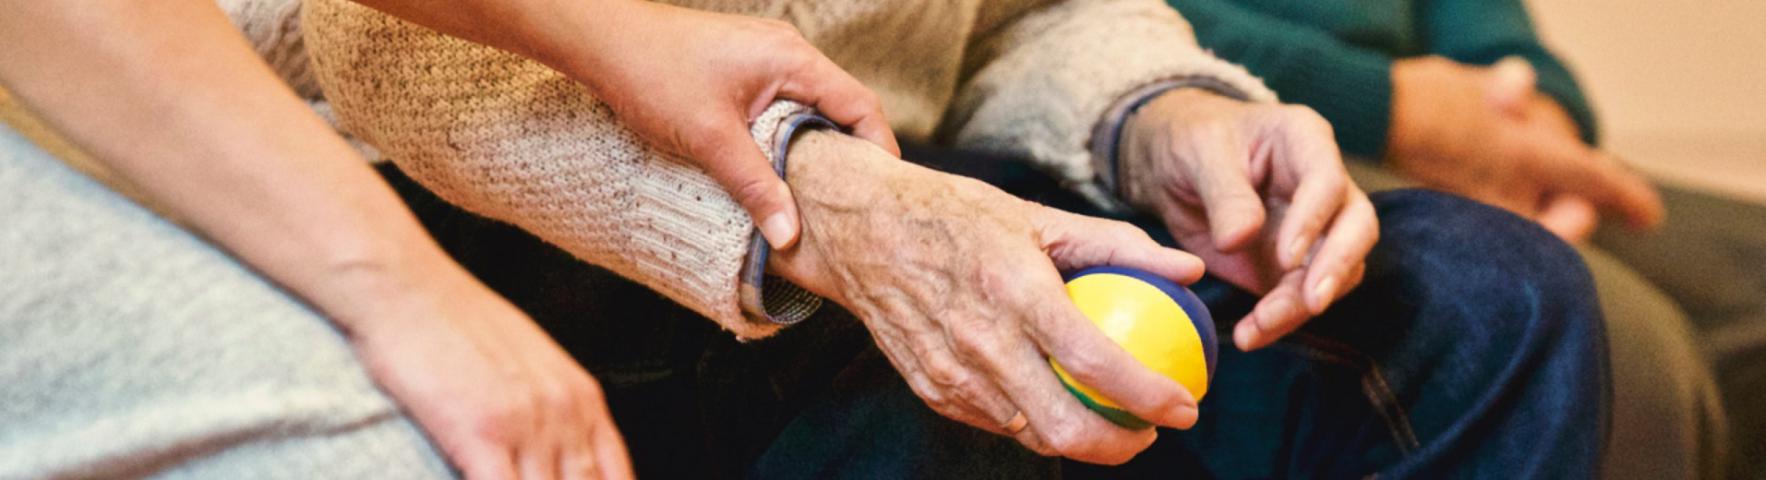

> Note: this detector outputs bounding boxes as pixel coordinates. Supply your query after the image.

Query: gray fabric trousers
[0,126,452,479]
[1347,161,1732,480]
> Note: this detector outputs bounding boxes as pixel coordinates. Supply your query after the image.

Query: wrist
[765,130,917,305]
[1385,58,1448,161]
[302,234,489,337]
[1117,88,1219,210]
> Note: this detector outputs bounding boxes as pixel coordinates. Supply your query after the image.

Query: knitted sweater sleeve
[301,0,806,339]
[940,0,1277,209]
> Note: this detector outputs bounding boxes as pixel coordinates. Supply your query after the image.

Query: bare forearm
[343,0,644,85]
[0,0,468,330]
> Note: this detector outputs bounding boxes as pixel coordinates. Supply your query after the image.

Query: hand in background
[1119,89,1377,352]
[768,131,1206,465]
[1387,56,1663,242]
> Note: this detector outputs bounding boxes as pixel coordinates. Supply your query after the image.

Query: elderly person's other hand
[1118,89,1377,351]
[355,0,897,250]
[767,132,1206,465]
[1387,56,1664,242]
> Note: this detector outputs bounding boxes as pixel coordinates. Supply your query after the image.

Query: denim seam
[1283,332,1423,453]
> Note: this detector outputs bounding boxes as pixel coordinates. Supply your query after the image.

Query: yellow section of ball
[1051,273,1211,410]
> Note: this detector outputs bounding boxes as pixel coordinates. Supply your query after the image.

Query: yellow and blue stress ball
[1052,266,1218,429]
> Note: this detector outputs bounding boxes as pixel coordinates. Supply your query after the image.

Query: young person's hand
[768,132,1205,465]
[1118,89,1376,351]
[1387,56,1663,242]
[336,265,634,480]
[356,0,898,250]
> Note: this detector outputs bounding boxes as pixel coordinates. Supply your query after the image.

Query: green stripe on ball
[1061,380,1152,430]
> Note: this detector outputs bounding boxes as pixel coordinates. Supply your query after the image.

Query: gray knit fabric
[0,125,452,479]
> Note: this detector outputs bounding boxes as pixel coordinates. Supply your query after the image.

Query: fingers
[780,53,901,157]
[516,435,558,479]
[1271,123,1351,271]
[692,120,803,249]
[588,396,635,480]
[455,444,518,480]
[970,306,1162,465]
[1536,194,1599,243]
[1299,188,1378,315]
[1485,56,1538,116]
[1010,259,1200,431]
[1232,269,1309,351]
[558,417,596,480]
[1036,210,1206,285]
[1193,154,1268,251]
[1523,134,1665,229]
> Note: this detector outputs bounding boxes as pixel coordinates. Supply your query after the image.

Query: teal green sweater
[1167,0,1598,158]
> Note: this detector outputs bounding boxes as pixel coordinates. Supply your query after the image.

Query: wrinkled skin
[1120,89,1377,351]
[771,131,1208,465]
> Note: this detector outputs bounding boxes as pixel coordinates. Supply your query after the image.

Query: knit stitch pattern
[301,0,1275,338]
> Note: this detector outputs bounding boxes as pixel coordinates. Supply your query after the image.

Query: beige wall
[1528,0,1766,202]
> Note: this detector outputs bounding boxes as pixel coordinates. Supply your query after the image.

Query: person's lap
[1347,159,1735,479]
[1592,184,1766,479]
[0,111,1610,478]
[383,144,1608,478]
[0,125,452,478]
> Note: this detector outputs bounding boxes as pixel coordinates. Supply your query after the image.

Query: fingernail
[1309,276,1338,314]
[1232,319,1258,351]
[1286,235,1311,268]
[1165,404,1199,429]
[760,213,796,249]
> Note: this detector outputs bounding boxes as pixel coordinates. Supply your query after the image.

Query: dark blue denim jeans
[379,144,1609,479]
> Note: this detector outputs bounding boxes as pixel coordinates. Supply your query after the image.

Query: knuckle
[918,390,955,414]
[922,355,966,388]
[1108,221,1153,243]
[949,331,994,362]
[539,384,577,413]
[1053,344,1107,378]
[1042,421,1089,457]
[471,404,522,445]
[858,90,884,111]
[1283,105,1333,131]
[728,175,779,206]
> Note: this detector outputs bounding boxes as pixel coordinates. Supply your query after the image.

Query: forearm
[343,0,655,93]
[0,0,468,330]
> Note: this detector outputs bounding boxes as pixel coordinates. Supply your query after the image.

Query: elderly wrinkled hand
[1118,89,1378,351]
[767,131,1206,465]
[1387,56,1663,242]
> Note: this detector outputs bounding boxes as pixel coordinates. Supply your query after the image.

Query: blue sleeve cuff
[1090,77,1254,201]
[738,113,837,326]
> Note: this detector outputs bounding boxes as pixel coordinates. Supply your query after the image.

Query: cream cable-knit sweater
[230,0,1276,339]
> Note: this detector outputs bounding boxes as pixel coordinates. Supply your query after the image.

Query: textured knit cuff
[737,113,836,326]
[1089,77,1256,204]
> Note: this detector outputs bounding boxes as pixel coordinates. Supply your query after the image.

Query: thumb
[695,122,803,250]
[1485,56,1537,116]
